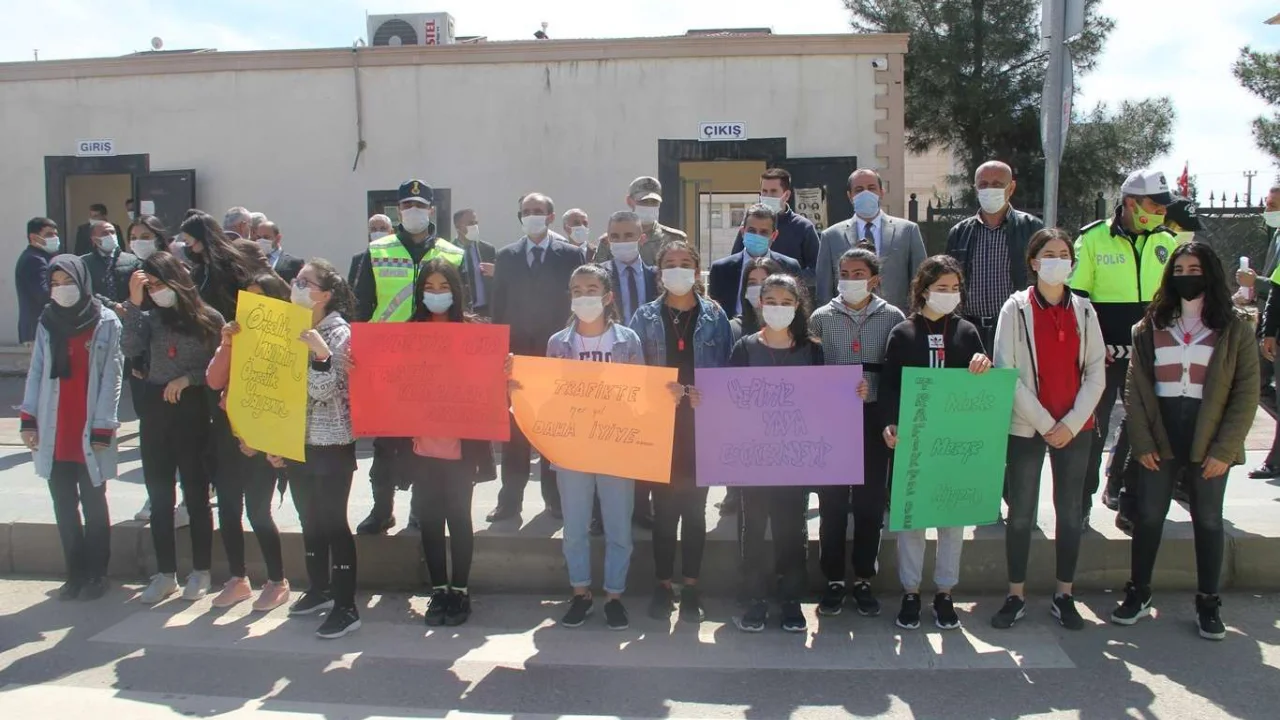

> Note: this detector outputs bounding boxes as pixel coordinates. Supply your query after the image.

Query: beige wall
[903,147,962,209]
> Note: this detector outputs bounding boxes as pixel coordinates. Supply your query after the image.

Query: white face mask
[570,226,591,246]
[422,291,454,314]
[149,287,177,308]
[522,214,548,236]
[127,211,136,221]
[571,296,606,323]
[1265,210,1280,229]
[838,279,869,305]
[977,188,1008,215]
[130,239,156,260]
[662,267,696,296]
[758,195,784,213]
[369,230,390,242]
[635,205,660,225]
[256,238,275,257]
[41,235,61,254]
[1036,257,1073,286]
[465,224,480,241]
[745,284,763,308]
[612,241,640,264]
[290,283,315,309]
[51,285,81,308]
[96,233,118,253]
[400,206,432,234]
[761,304,796,331]
[926,291,962,316]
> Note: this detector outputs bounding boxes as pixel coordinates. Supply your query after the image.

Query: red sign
[349,322,511,441]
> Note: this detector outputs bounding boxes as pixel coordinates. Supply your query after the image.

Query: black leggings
[652,485,709,581]
[1132,461,1228,595]
[289,444,358,609]
[48,461,111,581]
[407,455,475,589]
[818,406,889,582]
[738,485,807,602]
[139,385,213,574]
[213,417,284,581]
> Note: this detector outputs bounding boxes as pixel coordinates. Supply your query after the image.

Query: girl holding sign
[729,273,823,634]
[630,241,733,624]
[881,255,991,631]
[992,228,1105,631]
[404,258,493,628]
[121,252,225,604]
[1115,243,1256,641]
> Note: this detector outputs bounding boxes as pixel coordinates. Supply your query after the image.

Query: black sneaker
[1101,487,1120,511]
[648,585,675,620]
[851,581,881,616]
[316,606,361,639]
[1196,594,1226,641]
[933,593,961,630]
[990,595,1026,629]
[895,593,921,630]
[561,594,594,628]
[734,601,768,633]
[604,599,629,630]
[1248,462,1280,479]
[817,583,845,616]
[79,578,107,601]
[425,589,450,626]
[1051,594,1085,630]
[589,516,604,537]
[679,585,705,624]
[288,590,334,616]
[1110,582,1152,626]
[57,580,82,601]
[445,591,471,627]
[780,601,806,633]
[406,510,420,531]
[356,511,395,535]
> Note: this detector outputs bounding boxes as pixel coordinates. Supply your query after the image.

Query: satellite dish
[150,37,164,51]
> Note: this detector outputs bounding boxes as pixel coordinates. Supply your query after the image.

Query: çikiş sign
[75,139,115,156]
[699,122,746,142]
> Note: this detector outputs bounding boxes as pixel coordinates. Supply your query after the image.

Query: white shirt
[856,214,884,254]
[573,326,617,363]
[525,235,551,267]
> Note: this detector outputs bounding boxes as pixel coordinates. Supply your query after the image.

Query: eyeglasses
[293,278,321,291]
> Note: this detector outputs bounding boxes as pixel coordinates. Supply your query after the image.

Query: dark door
[368,188,452,240]
[779,156,858,232]
[133,170,196,235]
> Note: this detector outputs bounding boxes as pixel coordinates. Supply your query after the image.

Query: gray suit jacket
[816,213,927,312]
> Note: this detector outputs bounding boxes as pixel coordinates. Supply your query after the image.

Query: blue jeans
[558,469,635,594]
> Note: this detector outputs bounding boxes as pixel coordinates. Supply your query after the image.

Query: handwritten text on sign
[349,322,510,441]
[510,356,677,484]
[888,368,1016,531]
[226,292,310,461]
[694,365,864,487]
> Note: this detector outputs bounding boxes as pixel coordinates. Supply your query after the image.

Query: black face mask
[1168,274,1207,301]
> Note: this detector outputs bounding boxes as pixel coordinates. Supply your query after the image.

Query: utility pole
[1244,170,1258,206]
[1041,0,1082,227]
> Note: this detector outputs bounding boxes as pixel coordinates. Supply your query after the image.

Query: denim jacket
[546,321,645,365]
[628,294,733,369]
[20,306,124,486]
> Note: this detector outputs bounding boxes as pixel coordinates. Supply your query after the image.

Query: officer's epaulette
[1079,219,1105,233]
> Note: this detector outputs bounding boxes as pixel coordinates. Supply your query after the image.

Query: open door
[778,156,858,232]
[134,170,196,235]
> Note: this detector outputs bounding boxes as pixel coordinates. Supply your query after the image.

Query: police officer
[1071,169,1182,525]
[353,180,465,534]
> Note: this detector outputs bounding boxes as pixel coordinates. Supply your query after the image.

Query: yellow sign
[510,356,678,484]
[226,292,311,461]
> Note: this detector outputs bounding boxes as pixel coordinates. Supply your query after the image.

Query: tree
[1233,46,1280,166]
[846,0,1173,224]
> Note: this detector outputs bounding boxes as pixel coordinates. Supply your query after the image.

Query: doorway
[64,173,132,254]
[677,160,766,261]
[45,154,198,249]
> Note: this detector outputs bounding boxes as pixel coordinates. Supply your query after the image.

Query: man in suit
[223,206,252,240]
[816,169,926,312]
[729,168,821,283]
[350,214,394,285]
[16,217,59,345]
[73,203,122,257]
[710,204,803,317]
[489,192,587,522]
[594,176,687,265]
[602,210,659,325]
[79,219,140,309]
[253,220,304,283]
[454,208,497,317]
[562,208,594,255]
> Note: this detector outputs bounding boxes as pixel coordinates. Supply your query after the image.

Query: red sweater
[21,327,112,463]
[1031,289,1094,432]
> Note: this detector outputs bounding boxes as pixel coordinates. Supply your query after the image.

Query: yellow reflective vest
[368,233,464,323]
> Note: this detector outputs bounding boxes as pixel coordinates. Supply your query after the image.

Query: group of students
[21,199,1254,643]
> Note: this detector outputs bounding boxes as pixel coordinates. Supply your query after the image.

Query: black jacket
[459,239,498,312]
[729,208,821,278]
[944,208,1045,312]
[80,249,141,305]
[271,252,304,284]
[347,252,365,288]
[15,245,54,343]
[708,250,802,319]
[491,237,587,354]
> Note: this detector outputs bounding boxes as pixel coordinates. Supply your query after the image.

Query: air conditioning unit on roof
[367,13,456,47]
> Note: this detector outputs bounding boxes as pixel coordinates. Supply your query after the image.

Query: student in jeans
[630,241,733,623]
[20,255,123,601]
[533,263,649,631]
[991,228,1106,630]
[121,252,224,604]
[1112,242,1258,641]
[730,273,822,634]
[280,259,362,639]
[810,247,905,617]
[406,259,493,628]
[204,273,293,611]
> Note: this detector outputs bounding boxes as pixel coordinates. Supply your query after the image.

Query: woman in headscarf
[20,256,124,601]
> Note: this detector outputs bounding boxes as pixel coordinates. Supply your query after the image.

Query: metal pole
[1244,170,1257,206]
[1042,0,1066,228]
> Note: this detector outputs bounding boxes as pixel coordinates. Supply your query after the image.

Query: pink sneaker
[252,579,291,612]
[211,577,253,608]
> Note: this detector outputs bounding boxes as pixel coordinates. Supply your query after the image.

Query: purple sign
[694,365,864,487]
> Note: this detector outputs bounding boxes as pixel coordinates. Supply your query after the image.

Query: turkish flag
[1177,162,1190,198]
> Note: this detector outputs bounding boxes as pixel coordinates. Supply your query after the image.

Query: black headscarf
[39,255,102,379]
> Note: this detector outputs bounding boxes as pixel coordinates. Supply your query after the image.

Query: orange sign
[510,356,678,484]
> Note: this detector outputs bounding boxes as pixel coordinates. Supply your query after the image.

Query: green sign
[889,368,1017,531]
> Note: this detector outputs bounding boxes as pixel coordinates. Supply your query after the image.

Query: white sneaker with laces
[139,573,178,604]
[182,570,211,601]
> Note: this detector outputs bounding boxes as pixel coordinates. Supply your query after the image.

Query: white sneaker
[140,573,179,604]
[174,503,190,529]
[182,570,212,601]
[134,499,152,522]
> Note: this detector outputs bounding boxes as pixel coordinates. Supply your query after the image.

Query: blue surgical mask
[422,291,454,314]
[853,190,881,219]
[742,232,770,257]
